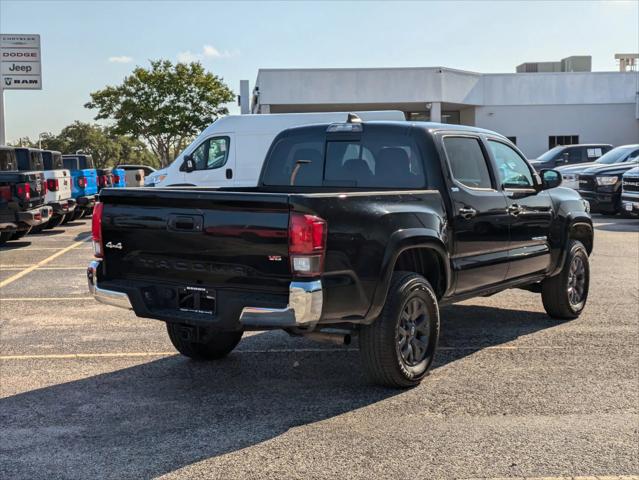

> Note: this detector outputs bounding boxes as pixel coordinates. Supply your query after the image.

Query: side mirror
[540,169,562,190]
[180,154,195,173]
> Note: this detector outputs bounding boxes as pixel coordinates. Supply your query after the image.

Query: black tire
[359,271,440,388]
[30,224,45,234]
[0,231,12,246]
[541,240,590,319]
[62,211,74,224]
[166,323,243,360]
[9,228,30,241]
[66,208,82,222]
[45,214,65,229]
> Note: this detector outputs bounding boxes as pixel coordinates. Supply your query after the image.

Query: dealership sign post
[0,34,42,145]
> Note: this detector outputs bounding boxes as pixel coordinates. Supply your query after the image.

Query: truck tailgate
[100,188,292,292]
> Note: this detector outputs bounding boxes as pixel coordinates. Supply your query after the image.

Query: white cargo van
[146,111,404,187]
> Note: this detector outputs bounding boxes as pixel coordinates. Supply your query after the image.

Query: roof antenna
[347,113,362,124]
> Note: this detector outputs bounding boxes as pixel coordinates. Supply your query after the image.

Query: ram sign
[0,34,42,90]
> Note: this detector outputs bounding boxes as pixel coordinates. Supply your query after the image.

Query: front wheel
[541,240,590,319]
[359,272,440,388]
[166,323,243,360]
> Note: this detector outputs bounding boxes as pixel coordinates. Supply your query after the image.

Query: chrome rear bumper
[87,260,133,310]
[239,280,323,328]
[87,259,323,327]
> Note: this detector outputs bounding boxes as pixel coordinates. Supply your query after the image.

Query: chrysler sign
[0,34,41,90]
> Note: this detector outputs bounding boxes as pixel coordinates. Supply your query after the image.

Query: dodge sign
[0,34,42,90]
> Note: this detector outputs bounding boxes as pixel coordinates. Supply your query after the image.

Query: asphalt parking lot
[0,216,637,480]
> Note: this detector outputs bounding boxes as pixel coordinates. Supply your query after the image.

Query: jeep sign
[0,34,42,90]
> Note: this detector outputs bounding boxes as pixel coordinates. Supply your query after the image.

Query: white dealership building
[248,62,639,158]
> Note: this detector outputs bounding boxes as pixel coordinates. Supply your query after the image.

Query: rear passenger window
[443,137,493,189]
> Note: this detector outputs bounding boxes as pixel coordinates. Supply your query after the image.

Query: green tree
[20,121,158,169]
[85,59,235,166]
[53,122,121,168]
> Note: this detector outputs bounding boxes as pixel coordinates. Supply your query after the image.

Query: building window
[506,136,517,145]
[405,111,429,121]
[441,111,461,124]
[549,135,579,149]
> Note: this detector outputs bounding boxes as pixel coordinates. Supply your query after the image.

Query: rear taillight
[42,181,47,195]
[112,174,120,184]
[92,202,104,258]
[16,183,30,201]
[288,212,327,276]
[98,175,107,187]
[0,186,11,201]
[47,179,59,191]
[77,177,87,188]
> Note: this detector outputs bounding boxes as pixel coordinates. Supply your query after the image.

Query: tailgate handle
[168,214,203,232]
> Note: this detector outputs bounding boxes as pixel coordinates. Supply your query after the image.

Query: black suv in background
[0,146,51,244]
[529,144,612,171]
[577,149,639,215]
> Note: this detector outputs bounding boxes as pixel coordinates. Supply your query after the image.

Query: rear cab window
[262,124,428,189]
[63,157,79,170]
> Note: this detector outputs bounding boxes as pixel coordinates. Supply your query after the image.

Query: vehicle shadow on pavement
[31,229,66,236]
[0,305,557,479]
[0,241,31,250]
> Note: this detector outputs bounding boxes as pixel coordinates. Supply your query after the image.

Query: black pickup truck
[0,146,52,244]
[88,120,593,387]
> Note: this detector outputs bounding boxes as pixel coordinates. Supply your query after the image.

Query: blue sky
[1,0,637,141]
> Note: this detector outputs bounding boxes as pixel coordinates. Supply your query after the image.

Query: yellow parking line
[0,297,93,301]
[0,266,87,271]
[2,247,88,251]
[0,239,89,288]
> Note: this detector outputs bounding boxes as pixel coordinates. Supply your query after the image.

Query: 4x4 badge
[105,241,123,250]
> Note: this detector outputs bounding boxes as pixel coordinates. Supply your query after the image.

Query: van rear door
[182,134,235,187]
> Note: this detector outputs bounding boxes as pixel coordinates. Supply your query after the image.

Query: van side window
[443,137,493,189]
[192,137,230,171]
[488,140,534,188]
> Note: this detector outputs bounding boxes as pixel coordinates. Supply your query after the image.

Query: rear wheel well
[570,223,593,255]
[393,248,446,299]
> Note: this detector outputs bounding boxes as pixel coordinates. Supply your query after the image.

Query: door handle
[459,207,477,219]
[508,204,522,216]
[226,168,233,179]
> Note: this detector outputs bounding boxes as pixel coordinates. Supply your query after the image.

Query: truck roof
[197,111,405,137]
[277,120,510,140]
